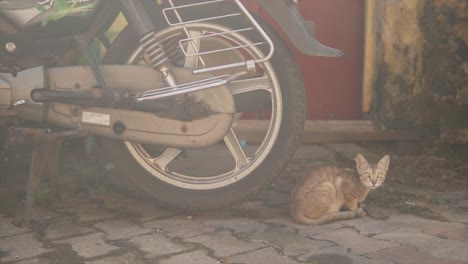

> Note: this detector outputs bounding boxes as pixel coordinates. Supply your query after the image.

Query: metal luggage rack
[137,0,274,102]
[162,0,275,75]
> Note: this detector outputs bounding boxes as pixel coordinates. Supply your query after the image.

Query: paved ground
[0,143,467,263]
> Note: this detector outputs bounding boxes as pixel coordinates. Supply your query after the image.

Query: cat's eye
[377,172,384,178]
[363,172,371,178]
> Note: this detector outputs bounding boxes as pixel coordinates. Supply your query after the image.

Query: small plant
[84,134,96,157]
[34,186,52,206]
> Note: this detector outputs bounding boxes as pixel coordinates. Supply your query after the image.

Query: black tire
[100,4,305,209]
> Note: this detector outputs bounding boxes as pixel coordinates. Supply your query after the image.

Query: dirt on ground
[1,140,468,224]
[357,142,468,222]
[0,140,467,264]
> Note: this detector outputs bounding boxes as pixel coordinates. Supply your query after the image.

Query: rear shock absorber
[139,31,170,69]
[119,0,183,90]
[119,0,170,69]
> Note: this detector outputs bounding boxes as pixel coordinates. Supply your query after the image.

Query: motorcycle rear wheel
[101,14,305,210]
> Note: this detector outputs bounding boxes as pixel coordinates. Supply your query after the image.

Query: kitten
[290,153,390,225]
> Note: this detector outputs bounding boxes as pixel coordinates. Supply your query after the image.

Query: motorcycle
[0,0,342,209]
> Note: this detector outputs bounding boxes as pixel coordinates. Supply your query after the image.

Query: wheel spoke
[152,148,182,171]
[228,76,272,95]
[224,128,250,170]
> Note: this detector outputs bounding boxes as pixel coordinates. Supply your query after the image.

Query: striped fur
[290,154,390,225]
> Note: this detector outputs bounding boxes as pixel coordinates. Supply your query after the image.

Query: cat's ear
[355,153,369,173]
[377,154,390,172]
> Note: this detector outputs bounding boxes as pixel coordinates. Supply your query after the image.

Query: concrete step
[236,120,420,144]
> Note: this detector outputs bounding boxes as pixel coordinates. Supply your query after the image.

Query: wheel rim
[124,23,283,190]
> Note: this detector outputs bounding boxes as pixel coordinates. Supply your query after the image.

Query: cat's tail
[294,208,365,225]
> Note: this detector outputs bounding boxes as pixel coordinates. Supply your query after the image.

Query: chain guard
[11,65,235,148]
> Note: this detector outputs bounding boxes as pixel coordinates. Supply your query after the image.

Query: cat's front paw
[357,207,367,217]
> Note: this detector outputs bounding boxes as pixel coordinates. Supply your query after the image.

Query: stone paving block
[298,246,392,264]
[374,228,468,262]
[228,221,270,239]
[410,237,468,262]
[201,214,258,229]
[0,233,54,262]
[12,257,51,264]
[0,215,30,238]
[86,253,145,264]
[59,204,116,223]
[419,222,468,242]
[124,203,176,223]
[192,209,239,222]
[143,215,214,238]
[204,217,269,239]
[185,231,264,258]
[94,192,177,221]
[232,200,286,219]
[315,227,398,255]
[373,227,436,244]
[386,214,442,225]
[193,209,271,231]
[367,245,467,264]
[250,227,334,257]
[159,250,219,264]
[265,214,344,237]
[54,232,119,259]
[227,247,300,264]
[44,217,95,240]
[338,217,402,236]
[128,233,187,259]
[95,219,154,241]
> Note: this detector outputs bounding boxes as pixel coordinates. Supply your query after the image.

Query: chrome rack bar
[161,0,275,74]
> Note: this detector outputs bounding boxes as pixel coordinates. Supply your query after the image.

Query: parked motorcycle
[0,0,341,209]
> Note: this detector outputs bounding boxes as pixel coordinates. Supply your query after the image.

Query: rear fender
[257,0,343,57]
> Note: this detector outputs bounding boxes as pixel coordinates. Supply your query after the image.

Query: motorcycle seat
[0,0,37,10]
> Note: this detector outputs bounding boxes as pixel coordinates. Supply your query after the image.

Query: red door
[296,0,365,120]
[243,0,365,120]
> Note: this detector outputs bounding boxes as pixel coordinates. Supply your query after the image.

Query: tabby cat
[290,153,390,225]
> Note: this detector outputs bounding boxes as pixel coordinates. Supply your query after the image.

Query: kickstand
[5,125,86,227]
[21,142,52,226]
